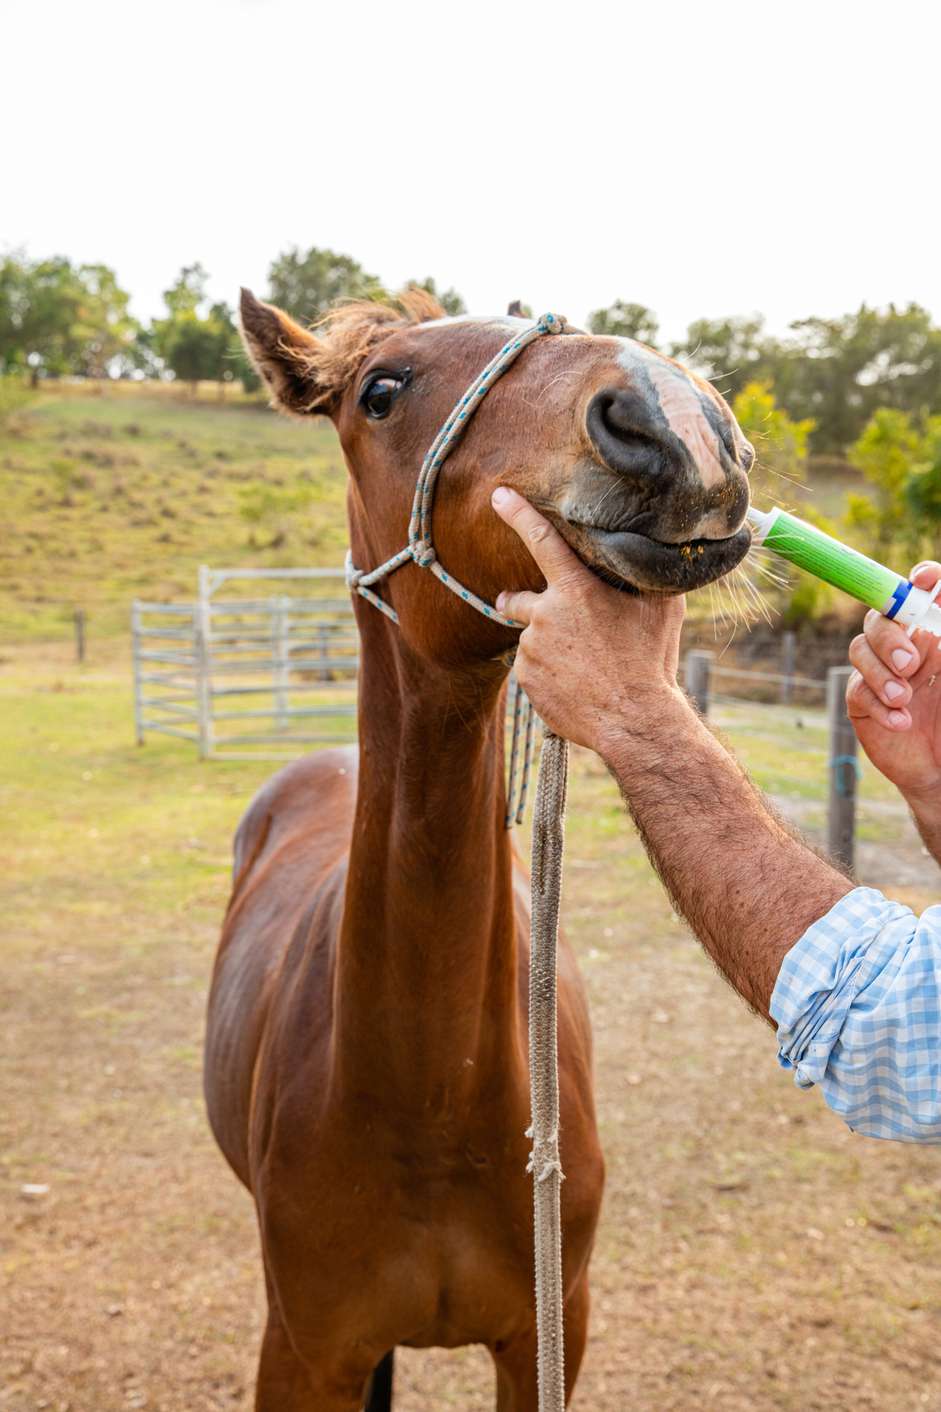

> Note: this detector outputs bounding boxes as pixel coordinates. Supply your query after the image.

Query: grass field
[1,385,348,642]
[5,385,940,1411]
[3,636,941,1412]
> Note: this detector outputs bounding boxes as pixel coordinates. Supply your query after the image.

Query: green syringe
[747,506,941,638]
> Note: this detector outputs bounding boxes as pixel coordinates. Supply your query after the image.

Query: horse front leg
[255,1306,370,1412]
[492,1274,591,1411]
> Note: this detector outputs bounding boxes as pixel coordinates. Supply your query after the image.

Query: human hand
[847,562,941,810]
[491,487,688,755]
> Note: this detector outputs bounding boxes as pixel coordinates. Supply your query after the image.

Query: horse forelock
[294,288,448,408]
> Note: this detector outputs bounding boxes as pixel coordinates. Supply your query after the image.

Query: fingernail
[491,486,511,507]
[892,648,914,671]
[496,592,507,611]
[884,680,906,702]
[888,709,909,728]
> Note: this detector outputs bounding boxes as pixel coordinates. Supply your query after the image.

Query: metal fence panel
[132,567,360,760]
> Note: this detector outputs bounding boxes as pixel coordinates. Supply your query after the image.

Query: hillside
[1,385,349,641]
[1,383,866,644]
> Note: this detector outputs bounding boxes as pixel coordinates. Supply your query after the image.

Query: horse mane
[295,286,447,408]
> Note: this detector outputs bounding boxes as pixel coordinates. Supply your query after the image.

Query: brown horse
[204,288,753,1411]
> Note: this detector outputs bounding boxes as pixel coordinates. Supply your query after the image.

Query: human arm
[491,488,941,1142]
[846,561,941,864]
[489,487,852,1021]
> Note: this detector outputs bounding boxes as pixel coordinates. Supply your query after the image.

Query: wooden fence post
[827,665,858,871]
[781,631,796,704]
[74,608,86,663]
[685,650,713,717]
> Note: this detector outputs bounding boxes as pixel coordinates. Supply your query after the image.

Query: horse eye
[361,371,409,420]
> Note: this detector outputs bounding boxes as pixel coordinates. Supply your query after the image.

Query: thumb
[491,487,584,585]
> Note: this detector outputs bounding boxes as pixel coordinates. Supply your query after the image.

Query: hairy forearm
[599,690,853,1021]
[910,796,941,870]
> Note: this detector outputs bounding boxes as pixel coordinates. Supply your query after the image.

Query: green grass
[3,652,271,931]
[1,384,349,642]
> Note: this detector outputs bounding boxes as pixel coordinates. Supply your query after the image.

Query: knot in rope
[413,539,436,569]
[344,550,362,591]
[525,1124,566,1184]
[537,312,566,336]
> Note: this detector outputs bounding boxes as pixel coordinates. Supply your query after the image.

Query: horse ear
[507,300,527,317]
[239,288,330,416]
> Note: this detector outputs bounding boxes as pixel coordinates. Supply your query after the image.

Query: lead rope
[527,730,569,1412]
[505,675,538,829]
[346,314,569,1411]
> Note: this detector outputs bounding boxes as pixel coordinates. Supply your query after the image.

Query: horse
[204,287,753,1411]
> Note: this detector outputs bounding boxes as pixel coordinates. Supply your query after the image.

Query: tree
[731,380,814,505]
[161,313,230,389]
[267,246,382,324]
[587,300,659,345]
[0,254,81,382]
[0,253,138,384]
[772,303,941,455]
[151,268,234,391]
[161,262,209,318]
[671,314,768,396]
[69,263,139,378]
[905,417,941,535]
[731,381,821,624]
[407,276,466,316]
[847,407,921,561]
[226,326,261,392]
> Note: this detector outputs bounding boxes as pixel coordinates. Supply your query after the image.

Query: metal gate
[132,567,358,760]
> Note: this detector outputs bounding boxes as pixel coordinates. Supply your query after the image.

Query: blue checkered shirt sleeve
[770,886,941,1142]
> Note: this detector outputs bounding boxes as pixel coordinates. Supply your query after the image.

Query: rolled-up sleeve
[770,887,941,1142]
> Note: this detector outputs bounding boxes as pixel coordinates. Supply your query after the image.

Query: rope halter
[345,312,567,627]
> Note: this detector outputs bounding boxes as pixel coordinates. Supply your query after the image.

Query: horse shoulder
[204,746,357,1184]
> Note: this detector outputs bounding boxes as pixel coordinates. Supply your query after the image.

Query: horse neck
[334,603,522,1096]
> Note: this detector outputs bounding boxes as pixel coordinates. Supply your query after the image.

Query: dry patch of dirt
[3,650,941,1409]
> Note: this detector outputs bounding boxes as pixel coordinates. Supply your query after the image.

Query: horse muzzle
[561,518,753,594]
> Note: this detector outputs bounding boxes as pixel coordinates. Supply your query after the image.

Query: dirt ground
[3,643,941,1411]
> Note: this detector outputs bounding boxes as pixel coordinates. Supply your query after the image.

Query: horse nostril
[587,389,664,479]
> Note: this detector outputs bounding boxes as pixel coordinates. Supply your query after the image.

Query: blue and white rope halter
[345,311,566,628]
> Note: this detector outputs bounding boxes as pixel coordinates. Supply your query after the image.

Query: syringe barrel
[749,507,904,614]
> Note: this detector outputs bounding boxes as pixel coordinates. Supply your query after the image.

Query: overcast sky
[6,0,939,342]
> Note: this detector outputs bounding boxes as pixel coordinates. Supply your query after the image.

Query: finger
[848,634,912,708]
[495,589,540,626]
[491,487,585,585]
[863,609,921,677]
[911,560,941,589]
[846,670,912,731]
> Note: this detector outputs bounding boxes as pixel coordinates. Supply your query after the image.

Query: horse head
[240,288,753,664]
